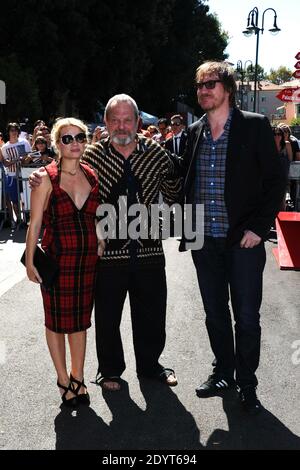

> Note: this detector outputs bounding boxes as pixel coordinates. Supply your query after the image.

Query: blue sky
[206,0,299,73]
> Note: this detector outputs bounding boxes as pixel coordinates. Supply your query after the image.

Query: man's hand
[28,169,43,189]
[240,230,262,248]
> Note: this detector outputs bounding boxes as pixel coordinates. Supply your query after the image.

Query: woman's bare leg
[45,327,75,400]
[68,330,88,395]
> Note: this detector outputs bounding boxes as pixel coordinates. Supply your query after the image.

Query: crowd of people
[0,121,55,228]
[0,60,297,416]
[0,113,189,229]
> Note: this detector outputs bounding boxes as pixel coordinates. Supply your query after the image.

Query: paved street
[0,228,299,450]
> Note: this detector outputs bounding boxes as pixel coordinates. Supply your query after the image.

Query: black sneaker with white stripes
[195,374,235,398]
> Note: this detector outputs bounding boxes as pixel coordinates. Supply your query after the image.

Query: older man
[84,95,182,390]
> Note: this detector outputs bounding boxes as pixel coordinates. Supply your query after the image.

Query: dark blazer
[180,108,286,250]
[165,131,188,156]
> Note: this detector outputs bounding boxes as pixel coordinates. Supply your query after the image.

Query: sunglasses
[196,79,222,90]
[171,123,181,127]
[60,132,87,145]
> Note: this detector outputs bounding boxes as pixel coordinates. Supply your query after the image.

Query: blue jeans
[192,237,266,388]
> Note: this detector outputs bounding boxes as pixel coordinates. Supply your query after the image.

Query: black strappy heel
[70,374,90,405]
[57,381,78,407]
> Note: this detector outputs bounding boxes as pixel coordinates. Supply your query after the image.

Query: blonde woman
[26,118,100,407]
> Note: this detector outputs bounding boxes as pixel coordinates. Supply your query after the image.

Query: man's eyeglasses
[196,80,222,90]
[60,133,87,145]
[171,122,181,127]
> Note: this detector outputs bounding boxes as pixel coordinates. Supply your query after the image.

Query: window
[261,96,266,102]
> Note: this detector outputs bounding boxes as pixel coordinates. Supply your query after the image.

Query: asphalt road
[0,227,299,451]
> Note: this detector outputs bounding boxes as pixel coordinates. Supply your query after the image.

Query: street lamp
[242,7,280,112]
[236,60,253,110]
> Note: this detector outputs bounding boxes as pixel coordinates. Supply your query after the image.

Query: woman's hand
[26,265,43,284]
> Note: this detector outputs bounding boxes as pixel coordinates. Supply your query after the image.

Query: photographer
[23,136,55,167]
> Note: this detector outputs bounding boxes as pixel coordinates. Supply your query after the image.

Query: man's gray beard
[111,133,135,146]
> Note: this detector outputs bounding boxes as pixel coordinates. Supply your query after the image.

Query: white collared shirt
[173,130,183,153]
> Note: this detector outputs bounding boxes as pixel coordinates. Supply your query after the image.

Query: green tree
[290,117,300,126]
[0,0,229,124]
[77,0,176,120]
[267,66,293,85]
[244,64,266,82]
[137,0,229,115]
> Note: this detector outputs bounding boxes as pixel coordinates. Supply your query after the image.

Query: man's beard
[111,130,136,146]
[199,93,226,112]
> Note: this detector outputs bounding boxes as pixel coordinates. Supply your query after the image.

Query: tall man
[83,95,181,390]
[180,61,285,414]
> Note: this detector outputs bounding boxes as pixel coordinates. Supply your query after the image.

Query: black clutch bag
[21,246,59,288]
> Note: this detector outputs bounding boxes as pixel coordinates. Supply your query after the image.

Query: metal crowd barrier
[0,162,41,230]
[0,164,8,230]
[21,167,34,213]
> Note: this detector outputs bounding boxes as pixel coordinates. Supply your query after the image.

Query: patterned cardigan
[83,135,182,269]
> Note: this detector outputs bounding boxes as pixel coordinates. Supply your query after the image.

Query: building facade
[236,79,300,125]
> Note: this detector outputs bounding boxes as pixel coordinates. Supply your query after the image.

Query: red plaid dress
[41,161,99,333]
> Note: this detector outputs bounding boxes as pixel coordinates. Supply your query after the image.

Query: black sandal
[92,374,121,391]
[70,374,90,405]
[57,380,78,407]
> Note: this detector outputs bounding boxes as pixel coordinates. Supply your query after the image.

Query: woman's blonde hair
[51,117,88,154]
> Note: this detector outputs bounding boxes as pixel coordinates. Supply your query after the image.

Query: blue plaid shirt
[194,110,233,238]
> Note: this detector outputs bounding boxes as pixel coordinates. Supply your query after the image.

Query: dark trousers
[192,237,266,388]
[94,266,167,378]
